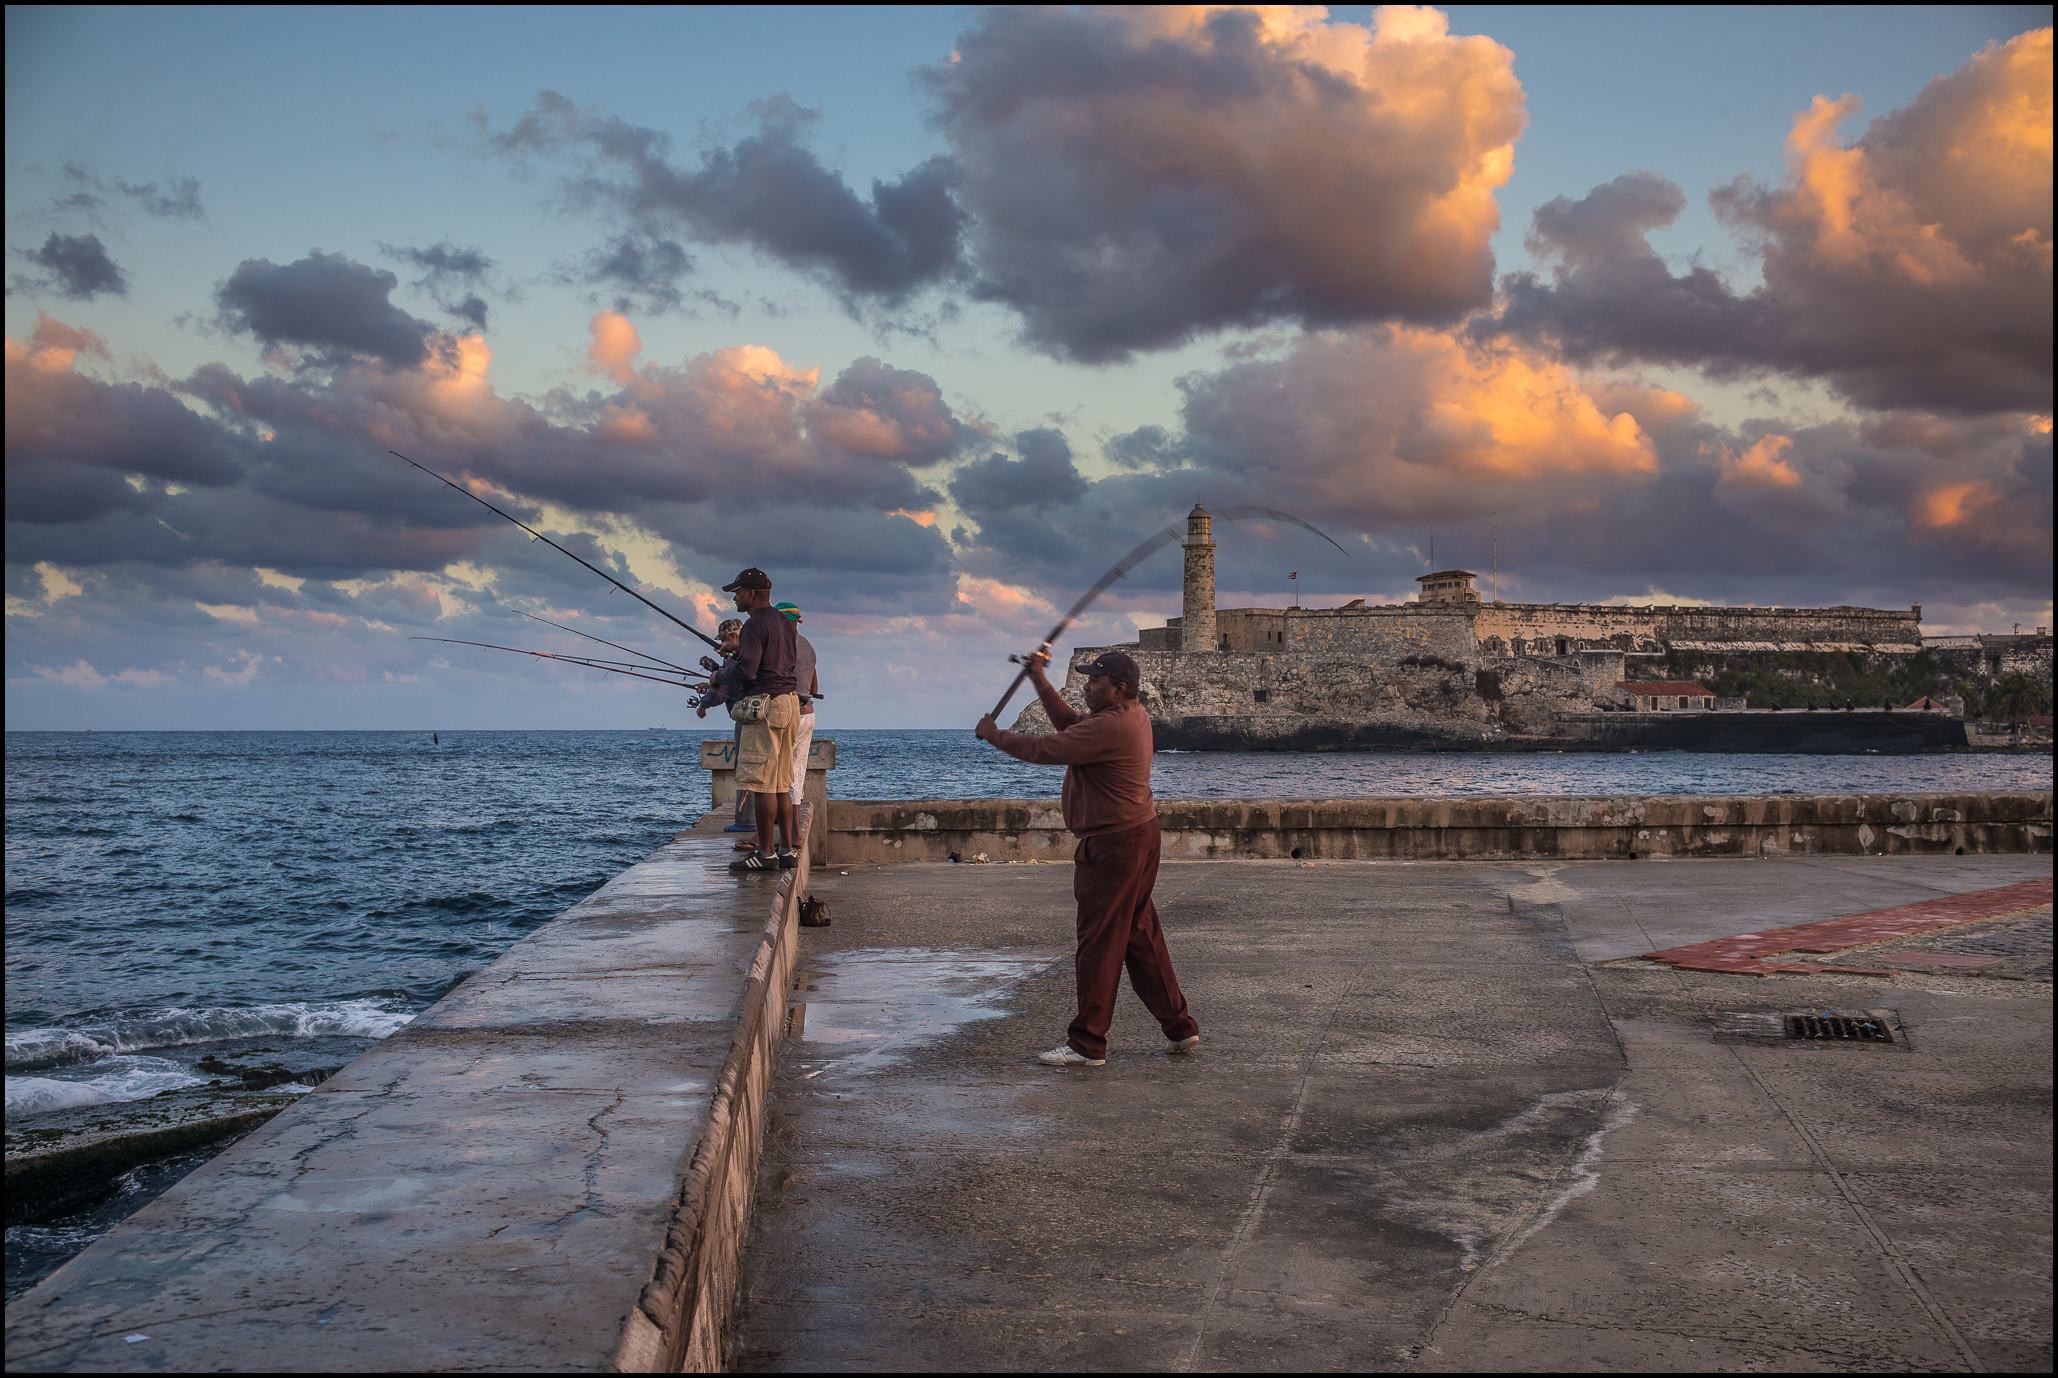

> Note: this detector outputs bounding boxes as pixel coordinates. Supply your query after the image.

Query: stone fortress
[1018,505,2053,751]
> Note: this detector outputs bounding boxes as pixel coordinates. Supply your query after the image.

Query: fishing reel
[1006,642,1054,667]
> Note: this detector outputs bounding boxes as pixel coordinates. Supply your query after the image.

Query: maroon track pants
[1067,817,1200,1060]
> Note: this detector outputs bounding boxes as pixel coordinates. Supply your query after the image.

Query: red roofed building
[1620,680,1716,711]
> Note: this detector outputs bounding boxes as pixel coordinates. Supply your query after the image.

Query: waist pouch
[728,694,771,724]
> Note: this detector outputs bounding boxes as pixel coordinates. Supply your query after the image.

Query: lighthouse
[1182,503,1217,653]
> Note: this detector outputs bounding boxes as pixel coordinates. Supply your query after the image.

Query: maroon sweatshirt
[987,677,1155,839]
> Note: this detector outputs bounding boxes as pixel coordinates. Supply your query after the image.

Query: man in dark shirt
[977,648,1201,1067]
[721,568,802,872]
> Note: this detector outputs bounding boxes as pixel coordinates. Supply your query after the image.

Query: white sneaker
[1169,1034,1201,1055]
[1036,1044,1105,1068]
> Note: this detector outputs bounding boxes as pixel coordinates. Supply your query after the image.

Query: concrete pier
[7,789,2050,1372]
[733,854,2053,1372]
[5,815,815,1373]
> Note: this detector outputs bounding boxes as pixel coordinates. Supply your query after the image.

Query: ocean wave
[4,997,416,1071]
[5,1056,213,1118]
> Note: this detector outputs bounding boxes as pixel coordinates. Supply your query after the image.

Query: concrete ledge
[826,792,2054,863]
[5,808,811,1374]
[617,809,807,1372]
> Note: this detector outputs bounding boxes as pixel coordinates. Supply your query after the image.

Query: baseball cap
[1082,650,1140,688]
[773,601,802,623]
[721,567,772,592]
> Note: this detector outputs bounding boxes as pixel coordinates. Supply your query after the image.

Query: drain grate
[1784,1011,1894,1043]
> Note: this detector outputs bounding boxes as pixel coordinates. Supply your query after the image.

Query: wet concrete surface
[4,831,788,1373]
[732,854,2053,1372]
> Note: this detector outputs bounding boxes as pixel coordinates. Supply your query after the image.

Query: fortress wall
[1048,643,1495,737]
[1213,607,1479,661]
[1475,603,1923,653]
[1167,601,1924,660]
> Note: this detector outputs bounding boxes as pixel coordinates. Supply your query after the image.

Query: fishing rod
[517,610,699,675]
[389,450,722,651]
[411,636,703,691]
[988,506,1349,721]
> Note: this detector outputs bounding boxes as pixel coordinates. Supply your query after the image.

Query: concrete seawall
[826,792,2054,864]
[6,811,812,1373]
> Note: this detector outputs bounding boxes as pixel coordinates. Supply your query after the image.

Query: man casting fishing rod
[965,502,1342,1067]
[976,649,1200,1068]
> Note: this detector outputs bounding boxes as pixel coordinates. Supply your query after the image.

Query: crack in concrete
[1725,1048,1986,1373]
[1175,958,1367,1373]
[539,1089,628,1235]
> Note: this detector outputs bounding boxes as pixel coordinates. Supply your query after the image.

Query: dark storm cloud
[1487,29,2053,416]
[10,232,130,299]
[215,251,440,368]
[923,6,1525,361]
[487,90,964,307]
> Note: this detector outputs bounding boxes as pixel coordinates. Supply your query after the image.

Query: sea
[4,728,2051,1297]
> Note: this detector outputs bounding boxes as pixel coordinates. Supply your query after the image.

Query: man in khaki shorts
[722,567,802,873]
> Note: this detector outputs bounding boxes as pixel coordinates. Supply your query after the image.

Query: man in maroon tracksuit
[976,649,1201,1068]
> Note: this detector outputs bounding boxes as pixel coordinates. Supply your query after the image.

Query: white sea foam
[5,1055,214,1118]
[5,998,415,1071]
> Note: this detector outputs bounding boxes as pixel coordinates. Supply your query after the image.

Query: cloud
[5,319,249,525]
[947,326,2048,613]
[114,175,204,220]
[806,356,971,464]
[215,250,441,368]
[8,303,974,622]
[53,162,205,221]
[11,232,130,299]
[925,5,1524,360]
[574,232,699,315]
[34,659,109,688]
[1491,28,2053,415]
[486,90,964,308]
[381,239,499,328]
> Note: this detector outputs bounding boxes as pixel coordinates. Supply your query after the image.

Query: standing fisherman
[721,568,802,873]
[976,649,1201,1067]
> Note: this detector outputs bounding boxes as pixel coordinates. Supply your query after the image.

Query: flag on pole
[1288,571,1298,580]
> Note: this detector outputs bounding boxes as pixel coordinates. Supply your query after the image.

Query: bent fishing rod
[389,450,722,651]
[988,506,1348,721]
[411,636,705,691]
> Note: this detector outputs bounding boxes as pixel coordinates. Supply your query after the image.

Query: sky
[5,4,2052,730]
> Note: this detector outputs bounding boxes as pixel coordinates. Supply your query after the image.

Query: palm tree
[1979,673,2043,729]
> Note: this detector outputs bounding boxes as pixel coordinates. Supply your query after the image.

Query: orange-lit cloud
[1716,434,1803,489]
[586,310,642,384]
[1915,479,1998,529]
[1495,26,2052,416]
[1173,326,1659,519]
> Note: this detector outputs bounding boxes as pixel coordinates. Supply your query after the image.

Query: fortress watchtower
[1182,504,1217,653]
[1415,569,1481,606]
